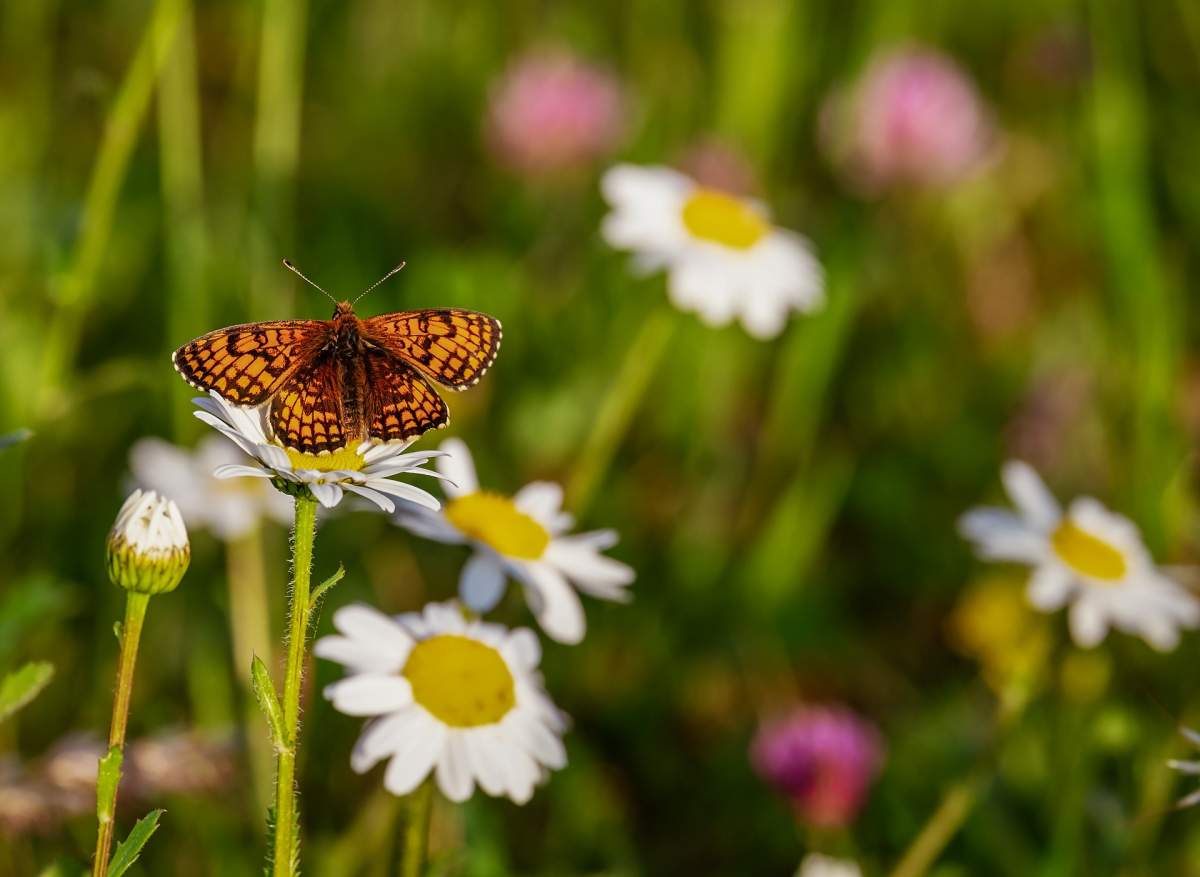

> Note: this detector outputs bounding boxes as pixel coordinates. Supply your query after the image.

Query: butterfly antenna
[282,259,338,305]
[354,262,407,305]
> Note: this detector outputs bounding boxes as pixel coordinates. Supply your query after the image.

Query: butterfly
[173,262,501,456]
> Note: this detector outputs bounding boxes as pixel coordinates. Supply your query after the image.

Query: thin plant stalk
[39,0,184,414]
[271,495,317,876]
[398,781,434,877]
[92,591,151,877]
[227,526,274,822]
[566,306,675,514]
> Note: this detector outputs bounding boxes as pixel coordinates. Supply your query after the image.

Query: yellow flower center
[680,188,769,250]
[284,446,365,472]
[402,635,516,727]
[444,492,550,559]
[1051,521,1127,582]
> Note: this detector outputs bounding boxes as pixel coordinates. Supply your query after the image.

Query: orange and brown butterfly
[172,261,501,456]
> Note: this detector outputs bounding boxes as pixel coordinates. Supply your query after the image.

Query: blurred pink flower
[823,47,993,192]
[486,50,626,176]
[750,705,883,828]
[676,138,758,197]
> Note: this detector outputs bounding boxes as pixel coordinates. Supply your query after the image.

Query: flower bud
[106,490,190,595]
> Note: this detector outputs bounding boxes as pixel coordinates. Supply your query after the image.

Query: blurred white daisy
[393,438,634,645]
[130,436,293,541]
[191,392,444,513]
[315,601,567,804]
[600,163,824,339]
[797,854,862,877]
[1168,725,1200,810]
[959,461,1200,651]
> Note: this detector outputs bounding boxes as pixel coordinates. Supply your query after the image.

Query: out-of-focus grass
[1,1,1199,875]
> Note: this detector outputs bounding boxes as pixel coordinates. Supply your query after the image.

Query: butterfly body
[174,302,500,455]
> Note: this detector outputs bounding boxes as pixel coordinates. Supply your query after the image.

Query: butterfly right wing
[268,353,352,455]
[173,320,327,406]
[362,350,449,444]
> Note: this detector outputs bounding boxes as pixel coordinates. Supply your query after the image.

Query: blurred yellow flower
[948,574,1049,695]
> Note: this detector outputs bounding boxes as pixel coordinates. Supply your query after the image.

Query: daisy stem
[566,306,675,514]
[271,495,317,876]
[92,590,152,877]
[398,780,434,877]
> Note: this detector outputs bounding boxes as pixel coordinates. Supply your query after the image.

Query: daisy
[107,489,190,595]
[600,163,823,339]
[392,438,634,645]
[129,436,293,541]
[959,461,1200,651]
[191,392,444,513]
[315,601,567,804]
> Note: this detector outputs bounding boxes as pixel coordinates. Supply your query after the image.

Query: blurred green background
[3,0,1200,874]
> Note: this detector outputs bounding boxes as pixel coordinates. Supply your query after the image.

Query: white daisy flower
[958,461,1200,651]
[797,854,862,877]
[600,163,824,339]
[1167,725,1200,810]
[129,436,293,541]
[107,489,190,595]
[315,601,567,804]
[392,438,634,645]
[191,392,444,514]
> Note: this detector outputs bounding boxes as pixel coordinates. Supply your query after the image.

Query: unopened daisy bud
[106,490,190,595]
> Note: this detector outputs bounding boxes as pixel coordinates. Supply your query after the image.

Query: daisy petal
[436,438,479,497]
[459,552,508,613]
[515,562,586,645]
[1001,461,1061,531]
[324,675,413,716]
[435,732,475,802]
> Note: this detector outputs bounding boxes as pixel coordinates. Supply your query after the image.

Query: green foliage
[251,655,289,754]
[95,746,123,826]
[108,809,165,877]
[0,660,54,723]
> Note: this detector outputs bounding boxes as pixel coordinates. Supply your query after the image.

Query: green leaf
[251,655,289,753]
[308,563,346,614]
[0,661,54,723]
[263,805,300,877]
[107,809,164,877]
[96,746,123,825]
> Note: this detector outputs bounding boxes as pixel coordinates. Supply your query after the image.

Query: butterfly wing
[363,350,449,443]
[362,309,501,389]
[173,320,327,406]
[268,354,351,455]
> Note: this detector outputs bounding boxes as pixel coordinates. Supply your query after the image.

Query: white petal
[342,483,395,513]
[1027,564,1074,611]
[313,634,409,674]
[503,710,566,769]
[436,438,479,497]
[513,482,565,527]
[463,729,508,797]
[331,604,415,651]
[459,553,508,613]
[367,479,441,512]
[309,482,344,508]
[1001,461,1061,530]
[514,562,586,645]
[543,537,634,601]
[958,508,1046,564]
[392,508,466,544]
[325,675,413,716]
[1068,596,1110,648]
[502,628,541,671]
[493,731,540,804]
[435,732,475,803]
[213,464,274,480]
[350,711,415,773]
[383,712,446,796]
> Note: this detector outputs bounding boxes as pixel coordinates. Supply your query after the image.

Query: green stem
[566,307,675,514]
[271,496,317,876]
[887,771,986,877]
[398,781,434,877]
[92,591,152,877]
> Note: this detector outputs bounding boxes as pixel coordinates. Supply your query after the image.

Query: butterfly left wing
[362,309,501,390]
[174,319,327,406]
[268,354,351,455]
[362,350,449,443]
